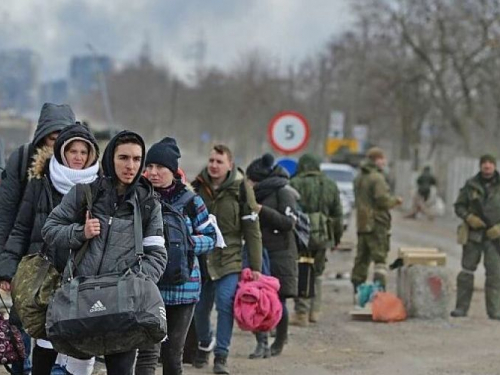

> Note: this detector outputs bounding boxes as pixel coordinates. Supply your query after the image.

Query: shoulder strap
[133,192,144,257]
[73,184,93,268]
[172,190,196,212]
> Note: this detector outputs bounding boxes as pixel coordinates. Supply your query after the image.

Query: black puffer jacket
[0,124,101,281]
[0,103,75,252]
[42,131,167,282]
[254,167,298,298]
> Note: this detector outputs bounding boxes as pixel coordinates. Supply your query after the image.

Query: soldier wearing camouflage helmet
[351,147,402,292]
[452,154,500,319]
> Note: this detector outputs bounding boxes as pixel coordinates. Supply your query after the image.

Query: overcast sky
[0,0,354,82]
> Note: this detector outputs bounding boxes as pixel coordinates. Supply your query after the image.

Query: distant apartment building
[0,49,41,115]
[40,79,68,105]
[69,55,113,98]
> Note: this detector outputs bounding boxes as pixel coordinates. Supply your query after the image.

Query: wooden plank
[398,247,439,258]
[403,253,447,266]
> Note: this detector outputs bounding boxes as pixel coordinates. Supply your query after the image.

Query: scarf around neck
[49,156,99,195]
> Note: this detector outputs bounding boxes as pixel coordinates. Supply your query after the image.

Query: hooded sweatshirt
[42,131,167,282]
[0,103,75,252]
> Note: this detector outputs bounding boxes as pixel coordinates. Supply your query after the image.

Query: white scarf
[49,156,99,195]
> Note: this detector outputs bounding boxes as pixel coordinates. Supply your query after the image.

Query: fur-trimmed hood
[28,146,53,180]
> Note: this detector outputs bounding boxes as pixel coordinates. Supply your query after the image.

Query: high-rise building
[0,49,41,115]
[69,55,113,98]
[40,79,68,105]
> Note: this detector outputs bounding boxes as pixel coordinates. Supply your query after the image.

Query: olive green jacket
[193,166,262,280]
[355,161,399,233]
[290,154,343,248]
[454,172,500,242]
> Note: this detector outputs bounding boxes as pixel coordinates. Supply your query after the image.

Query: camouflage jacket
[355,161,399,233]
[454,172,500,228]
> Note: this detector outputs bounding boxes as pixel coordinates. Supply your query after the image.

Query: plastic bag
[371,292,407,322]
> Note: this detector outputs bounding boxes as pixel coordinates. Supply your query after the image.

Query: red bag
[371,292,407,322]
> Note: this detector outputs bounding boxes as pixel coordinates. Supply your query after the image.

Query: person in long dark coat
[246,153,298,358]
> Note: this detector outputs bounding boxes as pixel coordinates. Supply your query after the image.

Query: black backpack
[158,190,196,287]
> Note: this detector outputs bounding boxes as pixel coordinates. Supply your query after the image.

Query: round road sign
[268,111,310,154]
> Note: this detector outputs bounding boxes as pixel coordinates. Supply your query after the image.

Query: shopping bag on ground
[371,292,407,322]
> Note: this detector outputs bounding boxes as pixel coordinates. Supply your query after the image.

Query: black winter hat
[480,154,496,166]
[145,137,181,173]
[246,153,275,182]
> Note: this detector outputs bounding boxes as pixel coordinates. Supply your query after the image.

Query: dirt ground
[4,211,500,375]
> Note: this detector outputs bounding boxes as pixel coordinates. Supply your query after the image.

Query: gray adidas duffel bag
[46,270,167,358]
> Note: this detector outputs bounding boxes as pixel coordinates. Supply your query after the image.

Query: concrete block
[397,265,452,319]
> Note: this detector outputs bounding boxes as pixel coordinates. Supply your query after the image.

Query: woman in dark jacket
[0,123,100,375]
[246,153,298,358]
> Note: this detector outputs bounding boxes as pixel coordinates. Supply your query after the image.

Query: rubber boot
[248,332,270,359]
[451,271,474,317]
[271,312,288,357]
[213,356,229,375]
[485,275,500,319]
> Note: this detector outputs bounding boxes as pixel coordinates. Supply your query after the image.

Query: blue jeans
[194,273,239,358]
[11,330,31,374]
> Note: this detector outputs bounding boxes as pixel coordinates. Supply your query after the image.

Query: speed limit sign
[268,111,310,154]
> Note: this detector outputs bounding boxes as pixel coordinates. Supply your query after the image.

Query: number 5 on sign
[268,111,310,155]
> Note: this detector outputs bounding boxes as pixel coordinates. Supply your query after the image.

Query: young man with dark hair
[192,144,262,375]
[42,130,167,375]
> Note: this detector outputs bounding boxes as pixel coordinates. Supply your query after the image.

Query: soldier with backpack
[290,154,343,327]
[0,102,75,375]
[135,137,217,375]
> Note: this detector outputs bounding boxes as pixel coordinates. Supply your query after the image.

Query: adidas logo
[159,306,166,321]
[89,300,107,313]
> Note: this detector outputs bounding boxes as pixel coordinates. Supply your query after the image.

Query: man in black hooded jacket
[42,130,167,375]
[0,102,75,253]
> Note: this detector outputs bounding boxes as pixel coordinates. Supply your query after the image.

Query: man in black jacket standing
[42,130,167,375]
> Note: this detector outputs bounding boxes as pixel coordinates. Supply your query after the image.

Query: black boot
[213,356,229,374]
[193,349,210,369]
[451,271,474,318]
[271,312,288,357]
[248,332,270,359]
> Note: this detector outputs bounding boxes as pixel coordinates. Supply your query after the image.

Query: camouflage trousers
[295,248,326,315]
[454,240,500,318]
[351,227,390,289]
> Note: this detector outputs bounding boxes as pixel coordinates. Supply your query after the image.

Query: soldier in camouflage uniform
[351,148,402,292]
[290,154,343,326]
[451,154,500,319]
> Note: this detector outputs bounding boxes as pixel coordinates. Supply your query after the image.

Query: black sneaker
[213,356,229,374]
